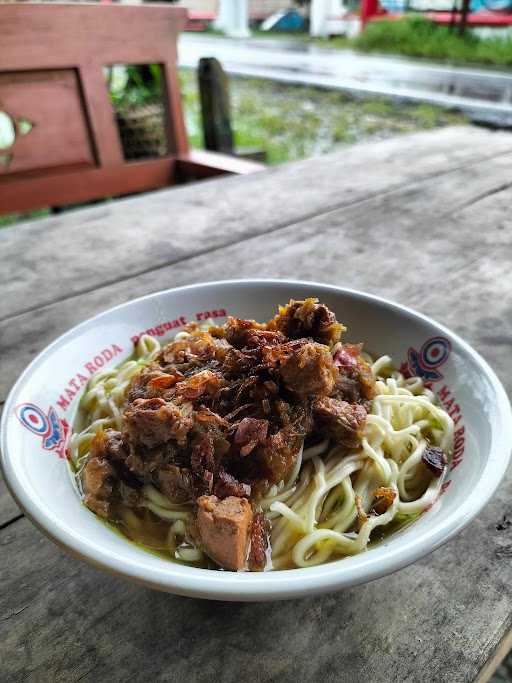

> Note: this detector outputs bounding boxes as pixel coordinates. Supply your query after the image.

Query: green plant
[109,64,163,109]
[353,16,512,66]
[179,69,466,166]
[0,208,50,228]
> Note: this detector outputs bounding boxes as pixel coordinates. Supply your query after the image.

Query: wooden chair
[0,3,263,215]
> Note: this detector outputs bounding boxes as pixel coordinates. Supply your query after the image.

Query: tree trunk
[458,0,471,36]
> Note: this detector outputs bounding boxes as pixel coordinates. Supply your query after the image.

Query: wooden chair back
[0,3,262,215]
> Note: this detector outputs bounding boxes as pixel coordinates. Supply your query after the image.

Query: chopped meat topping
[268,298,345,348]
[80,299,378,571]
[372,487,396,514]
[157,465,193,504]
[91,429,128,463]
[82,456,115,518]
[234,417,269,456]
[224,317,283,351]
[312,397,367,447]
[264,340,338,397]
[196,495,253,570]
[124,397,193,448]
[174,370,223,401]
[248,512,270,571]
[128,365,182,402]
[118,481,143,507]
[422,446,448,477]
[355,494,368,530]
[333,344,375,402]
[255,425,303,485]
[159,331,217,366]
[83,430,144,516]
[333,344,360,370]
[221,347,256,377]
[214,471,251,499]
[147,371,184,394]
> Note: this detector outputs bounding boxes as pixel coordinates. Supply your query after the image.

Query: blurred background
[3,0,512,228]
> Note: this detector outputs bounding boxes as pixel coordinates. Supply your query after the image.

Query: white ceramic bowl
[2,280,511,601]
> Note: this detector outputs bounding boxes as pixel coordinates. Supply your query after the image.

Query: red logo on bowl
[400,337,464,473]
[15,403,70,459]
[400,336,452,384]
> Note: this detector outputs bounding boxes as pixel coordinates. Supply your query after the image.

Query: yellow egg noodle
[70,330,454,570]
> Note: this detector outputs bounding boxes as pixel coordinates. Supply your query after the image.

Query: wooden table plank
[1,148,511,403]
[2,254,512,683]
[2,126,512,321]
[1,428,511,683]
[0,405,22,528]
[0,476,21,529]
[2,129,512,683]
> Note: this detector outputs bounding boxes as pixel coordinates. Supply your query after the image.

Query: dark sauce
[69,401,210,568]
[102,504,209,568]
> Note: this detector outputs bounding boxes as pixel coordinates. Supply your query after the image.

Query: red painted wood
[162,58,189,155]
[427,11,512,26]
[369,10,512,27]
[0,70,95,175]
[0,5,187,70]
[0,4,260,215]
[78,65,124,167]
[0,159,177,214]
[187,11,216,20]
[0,150,265,214]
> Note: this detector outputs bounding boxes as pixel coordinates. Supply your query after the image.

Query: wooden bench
[0,3,263,215]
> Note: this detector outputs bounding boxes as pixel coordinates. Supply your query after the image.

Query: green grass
[353,16,512,66]
[0,208,50,228]
[207,18,512,68]
[320,16,512,67]
[179,69,465,165]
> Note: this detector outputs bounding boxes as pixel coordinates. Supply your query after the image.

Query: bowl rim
[2,278,511,601]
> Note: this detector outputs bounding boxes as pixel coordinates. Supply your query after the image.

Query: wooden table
[2,125,512,683]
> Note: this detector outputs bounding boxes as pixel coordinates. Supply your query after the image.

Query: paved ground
[178,34,512,126]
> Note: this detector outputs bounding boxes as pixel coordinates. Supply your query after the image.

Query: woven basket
[116,103,168,160]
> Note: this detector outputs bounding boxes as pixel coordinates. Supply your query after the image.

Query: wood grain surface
[0,475,20,529]
[2,125,511,320]
[0,405,21,528]
[1,126,512,683]
[0,70,95,175]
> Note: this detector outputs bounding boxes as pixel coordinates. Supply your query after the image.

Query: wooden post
[198,57,234,155]
[449,0,457,33]
[197,58,266,163]
[458,0,471,36]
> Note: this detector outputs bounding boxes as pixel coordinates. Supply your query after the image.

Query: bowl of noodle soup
[1,280,511,600]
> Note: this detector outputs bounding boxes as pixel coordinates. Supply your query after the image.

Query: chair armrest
[176,149,265,182]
